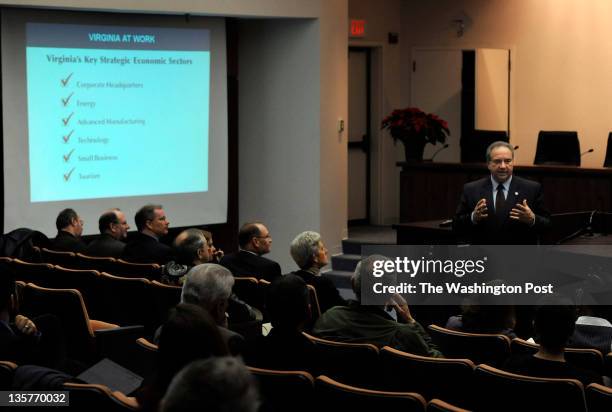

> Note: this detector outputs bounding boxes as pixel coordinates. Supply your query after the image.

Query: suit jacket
[51,231,87,253]
[122,232,173,264]
[85,233,126,258]
[220,250,281,282]
[292,269,346,314]
[453,176,551,245]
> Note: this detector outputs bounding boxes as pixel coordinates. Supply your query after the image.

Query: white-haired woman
[290,231,346,314]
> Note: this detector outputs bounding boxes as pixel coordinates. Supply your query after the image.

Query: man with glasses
[52,208,87,253]
[454,141,551,244]
[221,222,281,282]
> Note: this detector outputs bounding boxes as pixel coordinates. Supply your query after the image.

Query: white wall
[0,0,348,270]
[349,0,403,225]
[401,0,612,168]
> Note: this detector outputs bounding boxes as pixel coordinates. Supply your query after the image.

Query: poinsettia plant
[381,107,450,145]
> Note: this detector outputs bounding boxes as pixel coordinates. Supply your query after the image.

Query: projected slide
[26,23,210,202]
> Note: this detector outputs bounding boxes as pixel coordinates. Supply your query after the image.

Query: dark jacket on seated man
[85,233,125,258]
[221,250,281,282]
[122,232,173,264]
[52,231,87,254]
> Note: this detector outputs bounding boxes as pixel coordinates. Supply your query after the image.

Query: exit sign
[350,19,366,38]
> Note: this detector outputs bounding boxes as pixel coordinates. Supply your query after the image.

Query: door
[348,47,371,224]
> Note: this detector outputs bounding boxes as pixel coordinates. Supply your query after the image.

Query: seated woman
[136,303,229,412]
[503,295,602,386]
[446,280,517,338]
[289,231,346,314]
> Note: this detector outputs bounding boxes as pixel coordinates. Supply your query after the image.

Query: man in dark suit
[220,222,281,282]
[85,208,130,257]
[51,208,87,253]
[122,204,173,264]
[454,141,551,244]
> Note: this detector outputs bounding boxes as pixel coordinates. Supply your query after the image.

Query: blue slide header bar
[27,23,210,51]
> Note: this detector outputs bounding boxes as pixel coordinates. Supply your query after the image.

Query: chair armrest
[95,325,146,364]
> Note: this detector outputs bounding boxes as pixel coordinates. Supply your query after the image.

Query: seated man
[220,222,281,282]
[569,305,612,355]
[313,255,442,358]
[290,231,346,314]
[503,295,602,385]
[245,274,317,372]
[162,229,259,326]
[180,264,246,355]
[85,208,129,258]
[51,208,86,253]
[122,204,173,264]
[161,357,258,412]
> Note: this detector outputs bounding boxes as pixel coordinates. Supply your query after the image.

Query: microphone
[581,148,594,157]
[425,144,449,162]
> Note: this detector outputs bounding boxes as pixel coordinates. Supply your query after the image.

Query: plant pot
[402,138,427,162]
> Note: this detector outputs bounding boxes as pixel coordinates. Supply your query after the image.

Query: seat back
[110,259,161,280]
[315,375,426,411]
[74,253,117,272]
[474,364,586,411]
[426,399,470,412]
[149,280,181,327]
[511,338,603,374]
[98,273,155,334]
[534,131,581,166]
[51,266,102,319]
[10,259,54,285]
[40,248,77,267]
[0,361,17,390]
[233,276,264,310]
[461,129,509,163]
[303,332,379,388]
[586,382,612,412]
[428,324,511,367]
[248,367,314,412]
[20,283,96,362]
[64,382,139,411]
[380,346,475,408]
[306,284,321,323]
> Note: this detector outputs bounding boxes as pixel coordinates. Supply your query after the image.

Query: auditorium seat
[74,253,117,272]
[303,333,380,388]
[534,130,581,166]
[40,247,77,267]
[427,324,511,367]
[64,382,139,411]
[51,266,102,320]
[149,280,181,327]
[314,375,426,411]
[130,338,158,379]
[586,382,612,412]
[0,361,17,390]
[98,273,156,335]
[233,276,263,310]
[474,364,586,411]
[426,399,470,412]
[109,259,161,280]
[380,346,475,409]
[248,367,315,412]
[306,284,321,323]
[511,338,603,374]
[10,259,54,285]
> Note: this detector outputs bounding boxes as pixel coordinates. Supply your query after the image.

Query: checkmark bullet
[60,73,74,87]
[62,112,74,126]
[61,92,74,107]
[63,167,75,182]
[63,149,75,163]
[62,130,74,143]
